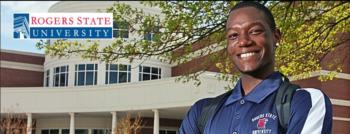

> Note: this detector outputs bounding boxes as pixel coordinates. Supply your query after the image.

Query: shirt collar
[224,72,283,106]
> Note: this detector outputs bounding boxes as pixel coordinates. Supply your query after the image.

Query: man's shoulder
[294,88,330,99]
[190,92,228,113]
[288,88,333,133]
[291,87,332,109]
[191,97,212,110]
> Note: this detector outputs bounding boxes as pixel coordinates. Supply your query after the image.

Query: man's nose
[238,33,253,47]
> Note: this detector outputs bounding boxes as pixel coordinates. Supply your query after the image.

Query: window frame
[144,32,155,41]
[139,65,161,81]
[92,128,111,134]
[113,21,129,38]
[144,26,160,41]
[45,69,50,87]
[75,64,98,86]
[159,129,178,134]
[61,129,89,134]
[105,64,131,84]
[53,65,69,87]
[41,129,59,134]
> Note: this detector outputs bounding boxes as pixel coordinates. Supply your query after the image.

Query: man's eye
[250,29,263,35]
[227,33,238,40]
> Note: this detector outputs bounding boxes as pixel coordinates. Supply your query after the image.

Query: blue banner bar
[30,27,112,39]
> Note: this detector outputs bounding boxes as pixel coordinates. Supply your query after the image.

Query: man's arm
[287,88,333,134]
[179,98,209,134]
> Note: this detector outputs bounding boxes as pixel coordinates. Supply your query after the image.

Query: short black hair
[229,1,276,31]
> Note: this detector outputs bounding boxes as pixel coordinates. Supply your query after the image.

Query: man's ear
[274,28,282,45]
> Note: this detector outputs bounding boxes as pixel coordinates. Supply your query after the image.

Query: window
[62,129,88,134]
[45,69,50,87]
[41,129,59,134]
[160,130,177,134]
[144,26,159,41]
[106,64,131,84]
[75,64,98,86]
[113,21,129,38]
[75,129,88,134]
[139,66,161,81]
[61,129,69,134]
[92,129,104,134]
[92,129,110,134]
[53,66,68,87]
[144,32,155,41]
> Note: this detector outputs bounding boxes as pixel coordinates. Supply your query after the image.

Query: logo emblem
[13,13,113,39]
[13,13,30,39]
[257,117,268,129]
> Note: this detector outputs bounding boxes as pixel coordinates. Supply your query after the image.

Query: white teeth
[240,52,255,58]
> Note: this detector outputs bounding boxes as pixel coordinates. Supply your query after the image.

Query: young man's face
[226,7,280,75]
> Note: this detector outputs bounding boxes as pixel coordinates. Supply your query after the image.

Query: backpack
[196,75,300,134]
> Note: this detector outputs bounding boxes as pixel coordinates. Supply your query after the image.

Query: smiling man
[179,2,332,134]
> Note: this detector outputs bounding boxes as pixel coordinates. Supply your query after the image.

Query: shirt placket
[231,98,252,134]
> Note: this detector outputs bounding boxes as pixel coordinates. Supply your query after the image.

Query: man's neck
[240,70,275,96]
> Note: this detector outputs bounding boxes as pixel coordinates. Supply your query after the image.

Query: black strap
[275,76,300,133]
[196,90,232,134]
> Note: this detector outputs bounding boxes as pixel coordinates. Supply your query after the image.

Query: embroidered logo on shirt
[251,113,277,134]
[257,117,268,129]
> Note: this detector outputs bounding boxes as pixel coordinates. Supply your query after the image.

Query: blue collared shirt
[179,72,332,134]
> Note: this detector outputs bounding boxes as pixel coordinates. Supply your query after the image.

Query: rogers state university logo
[251,113,276,134]
[13,13,113,39]
[257,117,268,129]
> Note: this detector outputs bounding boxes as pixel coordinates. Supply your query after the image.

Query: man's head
[229,2,277,31]
[226,2,281,77]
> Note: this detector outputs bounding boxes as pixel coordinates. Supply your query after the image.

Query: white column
[69,112,75,134]
[130,62,139,83]
[43,69,46,87]
[97,63,105,85]
[49,67,54,87]
[68,63,75,86]
[111,111,117,134]
[26,113,32,134]
[152,109,159,134]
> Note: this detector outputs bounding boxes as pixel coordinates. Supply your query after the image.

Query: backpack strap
[196,74,300,134]
[196,90,232,134]
[275,76,300,133]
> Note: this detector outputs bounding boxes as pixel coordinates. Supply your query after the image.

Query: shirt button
[235,112,239,119]
[240,99,245,104]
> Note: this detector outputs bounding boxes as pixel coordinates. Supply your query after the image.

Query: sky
[1,1,57,54]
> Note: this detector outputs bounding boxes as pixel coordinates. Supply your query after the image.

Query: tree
[0,113,35,134]
[37,1,350,86]
[115,113,143,134]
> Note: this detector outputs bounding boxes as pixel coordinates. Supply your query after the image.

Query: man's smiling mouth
[238,51,260,59]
